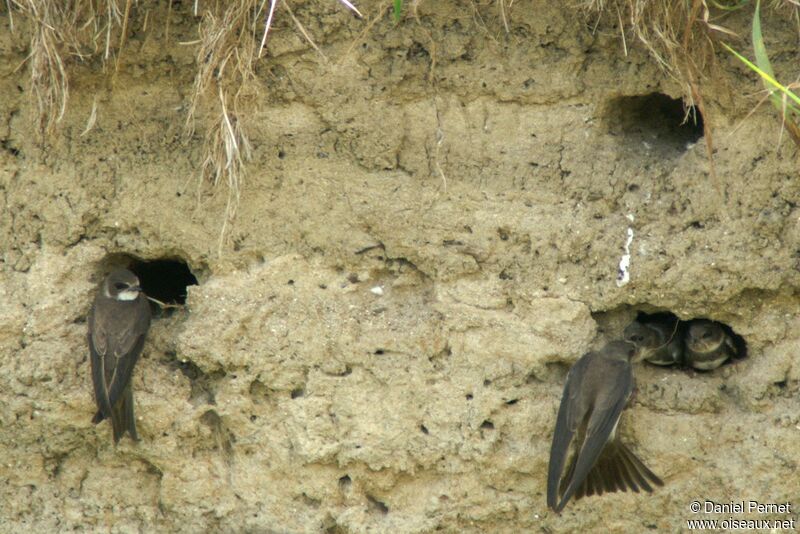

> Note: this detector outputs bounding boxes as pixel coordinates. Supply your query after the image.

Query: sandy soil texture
[0,1,798,532]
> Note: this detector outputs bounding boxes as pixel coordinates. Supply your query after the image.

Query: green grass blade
[723,43,800,111]
[751,0,772,77]
[393,0,403,22]
[752,1,777,90]
[750,0,800,115]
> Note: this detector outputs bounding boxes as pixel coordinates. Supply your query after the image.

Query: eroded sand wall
[0,1,798,532]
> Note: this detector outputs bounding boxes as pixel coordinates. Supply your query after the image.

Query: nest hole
[626,310,747,370]
[366,495,389,515]
[101,253,198,307]
[97,255,198,321]
[604,93,704,152]
[130,259,198,305]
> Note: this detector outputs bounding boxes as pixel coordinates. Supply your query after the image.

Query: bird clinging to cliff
[547,340,663,513]
[89,269,151,444]
[684,319,737,371]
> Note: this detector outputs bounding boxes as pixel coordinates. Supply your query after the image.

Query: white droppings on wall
[616,218,635,287]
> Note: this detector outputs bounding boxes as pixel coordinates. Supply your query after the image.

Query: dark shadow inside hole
[604,93,704,151]
[366,495,389,515]
[98,254,198,318]
[130,259,198,305]
[719,322,748,361]
[633,310,681,326]
[173,357,203,381]
[153,351,218,406]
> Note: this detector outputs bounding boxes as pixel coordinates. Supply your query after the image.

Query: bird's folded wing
[556,365,631,511]
[547,357,589,510]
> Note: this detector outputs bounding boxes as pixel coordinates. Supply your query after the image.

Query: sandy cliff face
[0,1,798,532]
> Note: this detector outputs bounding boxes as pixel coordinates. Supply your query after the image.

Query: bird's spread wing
[556,359,632,511]
[547,355,590,511]
[616,440,663,491]
[569,435,663,500]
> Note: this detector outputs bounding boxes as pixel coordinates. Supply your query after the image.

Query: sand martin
[89,269,151,443]
[547,340,663,513]
[623,316,684,366]
[684,319,736,371]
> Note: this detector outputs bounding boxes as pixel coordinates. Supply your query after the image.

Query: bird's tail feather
[577,440,662,499]
[557,440,662,510]
[617,441,663,491]
[110,384,139,444]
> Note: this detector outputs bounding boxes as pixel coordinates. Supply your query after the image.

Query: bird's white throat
[117,290,140,301]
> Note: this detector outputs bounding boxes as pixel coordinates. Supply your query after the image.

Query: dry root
[9,0,131,135]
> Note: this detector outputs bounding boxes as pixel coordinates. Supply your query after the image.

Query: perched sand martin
[89,269,151,443]
[623,316,684,366]
[684,319,737,371]
[547,340,663,513]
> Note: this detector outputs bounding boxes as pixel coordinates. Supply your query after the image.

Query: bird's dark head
[103,269,143,302]
[687,320,723,353]
[623,321,658,348]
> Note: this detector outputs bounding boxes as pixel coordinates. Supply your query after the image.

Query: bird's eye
[114,282,128,290]
[633,335,644,343]
[702,331,713,339]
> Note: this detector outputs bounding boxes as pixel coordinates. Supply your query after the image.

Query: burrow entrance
[603,93,704,153]
[595,309,746,371]
[100,254,199,312]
